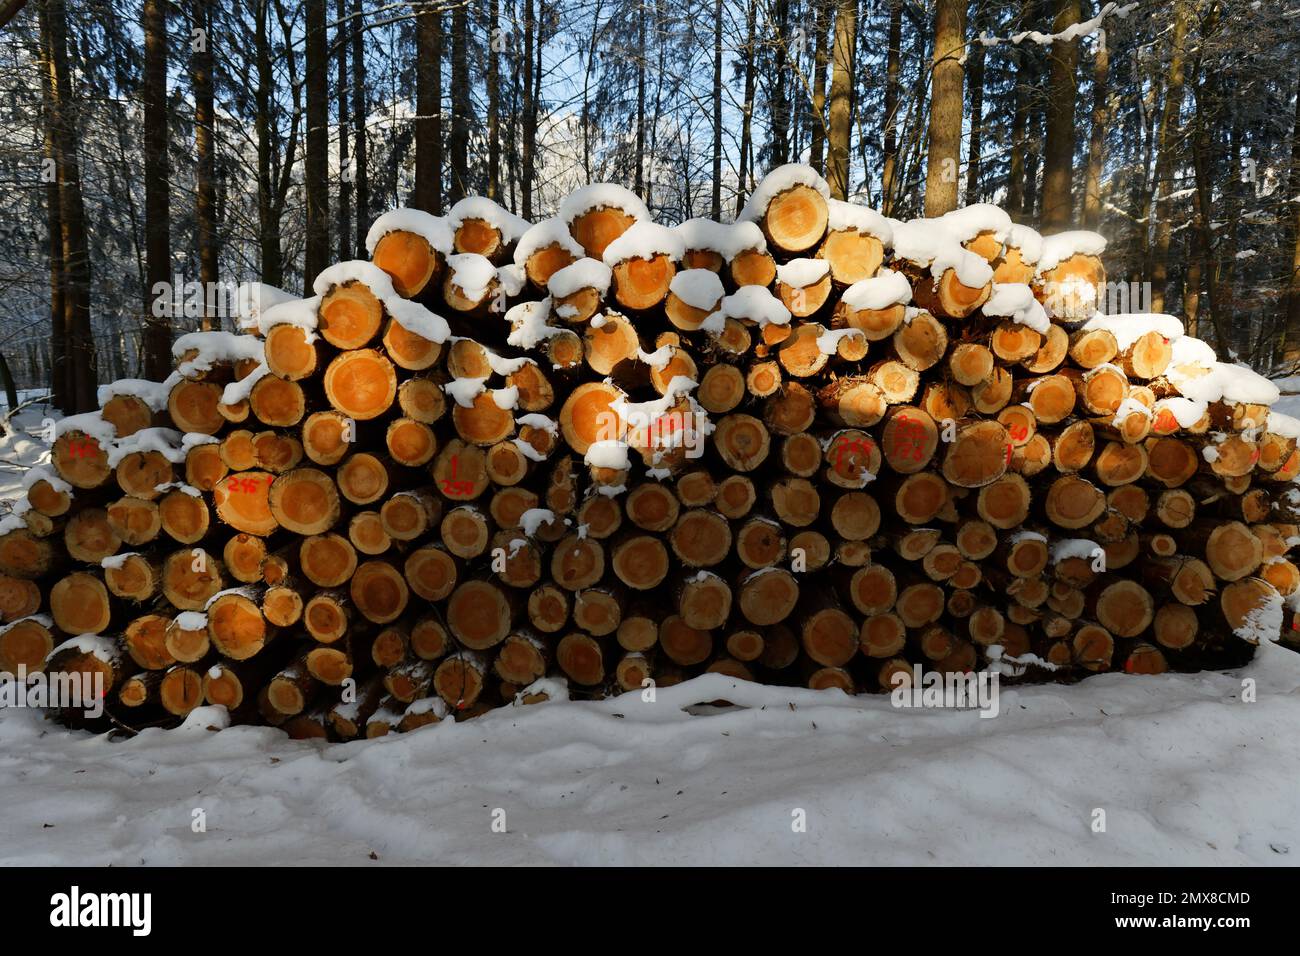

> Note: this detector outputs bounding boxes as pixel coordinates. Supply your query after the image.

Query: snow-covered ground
[2,397,1299,866]
[0,393,52,513]
[1,655,1299,865]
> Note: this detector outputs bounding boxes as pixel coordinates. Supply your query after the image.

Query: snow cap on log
[447,196,531,243]
[703,285,792,332]
[1050,537,1100,563]
[53,410,116,442]
[548,258,613,299]
[234,282,297,332]
[560,183,651,225]
[584,439,632,470]
[984,283,1050,333]
[505,298,568,349]
[670,269,726,311]
[514,217,586,264]
[776,258,831,287]
[601,221,685,266]
[313,260,452,344]
[256,296,321,337]
[737,163,832,222]
[891,219,994,287]
[1266,411,1300,439]
[673,218,768,260]
[840,270,913,311]
[443,253,498,301]
[1036,230,1108,274]
[1170,362,1282,407]
[46,633,119,665]
[1004,224,1044,264]
[1168,335,1217,368]
[1154,396,1208,430]
[444,378,518,411]
[98,377,177,413]
[817,327,866,355]
[22,465,72,495]
[825,199,893,245]
[1080,312,1184,351]
[612,375,708,432]
[497,262,527,296]
[105,427,187,468]
[937,203,1012,244]
[364,207,455,257]
[173,331,266,376]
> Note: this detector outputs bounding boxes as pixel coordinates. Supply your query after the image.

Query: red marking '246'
[226,475,272,494]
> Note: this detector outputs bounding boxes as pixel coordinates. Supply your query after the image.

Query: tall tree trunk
[1005,0,1034,218]
[880,0,901,215]
[487,0,500,200]
[1082,25,1109,230]
[192,0,218,331]
[1184,236,1201,337]
[414,2,443,214]
[711,0,722,218]
[351,0,369,250]
[1133,58,1161,285]
[44,151,66,409]
[449,0,471,202]
[1284,68,1300,366]
[37,0,67,411]
[735,0,756,216]
[1040,0,1081,230]
[897,23,930,219]
[647,0,667,210]
[1191,114,1227,353]
[272,0,303,276]
[1221,103,1243,355]
[1024,105,1043,222]
[142,0,172,379]
[507,32,519,212]
[42,0,96,412]
[255,0,281,285]
[809,0,828,174]
[304,0,330,288]
[635,3,646,198]
[1180,6,1208,340]
[532,0,542,200]
[1190,69,1228,354]
[1150,0,1192,312]
[580,5,597,182]
[521,0,535,218]
[964,17,984,204]
[826,0,854,200]
[335,0,352,262]
[923,0,965,217]
[770,0,790,166]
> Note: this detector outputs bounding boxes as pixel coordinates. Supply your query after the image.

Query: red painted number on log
[835,437,876,465]
[226,476,270,494]
[441,456,473,496]
[892,416,925,461]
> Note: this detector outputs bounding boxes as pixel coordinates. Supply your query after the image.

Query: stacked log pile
[3,164,1297,741]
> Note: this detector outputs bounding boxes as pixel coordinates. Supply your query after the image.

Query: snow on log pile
[2,163,1297,739]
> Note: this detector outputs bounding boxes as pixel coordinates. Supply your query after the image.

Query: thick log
[757,183,829,255]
